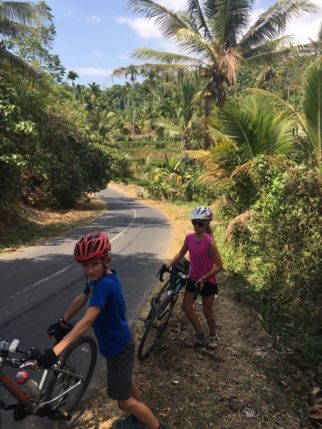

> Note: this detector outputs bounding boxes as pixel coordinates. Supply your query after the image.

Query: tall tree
[114,0,317,112]
[0,1,49,73]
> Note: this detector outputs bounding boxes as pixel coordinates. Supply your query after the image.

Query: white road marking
[9,208,137,299]
[9,265,72,298]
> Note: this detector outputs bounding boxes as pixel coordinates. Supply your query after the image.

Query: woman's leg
[202,294,216,335]
[182,291,203,334]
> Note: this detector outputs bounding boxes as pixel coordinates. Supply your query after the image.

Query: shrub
[227,164,322,368]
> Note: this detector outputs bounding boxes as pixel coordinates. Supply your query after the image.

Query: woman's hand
[196,277,205,288]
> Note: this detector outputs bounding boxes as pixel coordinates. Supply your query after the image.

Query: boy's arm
[53,306,101,356]
[62,292,88,322]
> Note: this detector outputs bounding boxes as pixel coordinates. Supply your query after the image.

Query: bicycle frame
[0,356,83,416]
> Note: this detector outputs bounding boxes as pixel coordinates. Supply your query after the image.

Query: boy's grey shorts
[106,337,135,400]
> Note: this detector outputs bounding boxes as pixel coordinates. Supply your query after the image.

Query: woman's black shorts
[186,278,218,297]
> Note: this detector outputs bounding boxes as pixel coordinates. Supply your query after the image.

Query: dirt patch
[72,183,310,429]
[0,196,106,255]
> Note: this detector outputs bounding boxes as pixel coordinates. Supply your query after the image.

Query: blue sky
[45,0,322,87]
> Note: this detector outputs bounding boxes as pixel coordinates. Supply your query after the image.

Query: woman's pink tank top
[186,233,217,284]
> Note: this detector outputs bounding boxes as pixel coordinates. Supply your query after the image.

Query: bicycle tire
[138,296,177,361]
[45,336,97,412]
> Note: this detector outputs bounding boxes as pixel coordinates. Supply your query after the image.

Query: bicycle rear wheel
[45,336,97,412]
[138,296,177,361]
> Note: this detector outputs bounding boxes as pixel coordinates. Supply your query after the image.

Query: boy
[36,231,167,429]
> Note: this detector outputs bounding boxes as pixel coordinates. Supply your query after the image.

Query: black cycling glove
[47,320,73,344]
[37,348,58,368]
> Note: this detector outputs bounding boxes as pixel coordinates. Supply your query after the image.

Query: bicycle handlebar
[157,265,188,282]
[0,338,37,368]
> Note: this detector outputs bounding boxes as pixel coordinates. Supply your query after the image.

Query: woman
[165,206,223,348]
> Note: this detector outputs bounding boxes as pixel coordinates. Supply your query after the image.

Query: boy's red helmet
[74,231,111,263]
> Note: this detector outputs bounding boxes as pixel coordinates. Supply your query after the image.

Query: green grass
[114,139,183,165]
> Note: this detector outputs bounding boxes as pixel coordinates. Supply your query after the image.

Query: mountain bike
[137,259,189,361]
[0,335,97,425]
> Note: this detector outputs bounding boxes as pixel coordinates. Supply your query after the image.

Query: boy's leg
[107,339,165,429]
[131,380,141,402]
[117,397,160,429]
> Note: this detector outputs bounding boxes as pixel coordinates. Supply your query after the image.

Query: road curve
[0,187,172,429]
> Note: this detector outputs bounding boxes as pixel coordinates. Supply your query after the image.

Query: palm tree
[190,93,297,186]
[0,1,49,73]
[115,0,317,111]
[249,56,322,168]
[67,70,79,86]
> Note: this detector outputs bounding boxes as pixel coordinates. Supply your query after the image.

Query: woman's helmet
[191,206,213,221]
[74,231,111,263]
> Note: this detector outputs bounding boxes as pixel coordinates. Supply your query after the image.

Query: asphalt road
[0,187,172,429]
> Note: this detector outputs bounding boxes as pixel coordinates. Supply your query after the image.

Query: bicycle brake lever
[19,360,38,369]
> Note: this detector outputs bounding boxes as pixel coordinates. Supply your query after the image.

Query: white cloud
[283,8,321,43]
[250,6,321,44]
[158,0,187,10]
[74,67,112,77]
[89,14,102,23]
[115,0,188,40]
[116,16,162,39]
[118,2,321,44]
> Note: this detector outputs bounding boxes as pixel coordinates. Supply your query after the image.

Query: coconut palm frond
[303,56,322,166]
[0,41,40,77]
[133,47,202,65]
[187,0,212,40]
[239,0,317,51]
[0,1,46,25]
[211,0,252,47]
[189,139,240,187]
[247,88,308,133]
[225,210,252,242]
[243,35,290,58]
[113,61,203,79]
[186,149,210,161]
[219,101,254,159]
[112,65,142,78]
[129,0,190,39]
[230,160,253,178]
[0,15,36,37]
[246,43,311,66]
[218,48,242,85]
[175,28,216,60]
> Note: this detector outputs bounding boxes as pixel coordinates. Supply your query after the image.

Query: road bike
[0,335,97,426]
[137,259,189,361]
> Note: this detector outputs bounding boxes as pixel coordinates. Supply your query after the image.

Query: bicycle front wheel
[138,297,176,361]
[45,336,97,412]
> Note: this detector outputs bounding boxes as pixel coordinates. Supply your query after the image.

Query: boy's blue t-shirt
[83,271,131,358]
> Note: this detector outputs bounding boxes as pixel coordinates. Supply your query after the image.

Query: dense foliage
[0,72,115,208]
[225,161,322,368]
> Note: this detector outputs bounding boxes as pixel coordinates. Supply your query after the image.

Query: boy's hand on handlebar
[47,320,73,344]
[36,348,58,368]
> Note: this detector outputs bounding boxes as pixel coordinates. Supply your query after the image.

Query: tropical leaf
[303,56,322,166]
[129,0,189,39]
[239,0,317,52]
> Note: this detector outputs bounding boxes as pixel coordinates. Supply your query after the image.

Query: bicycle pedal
[49,408,72,421]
